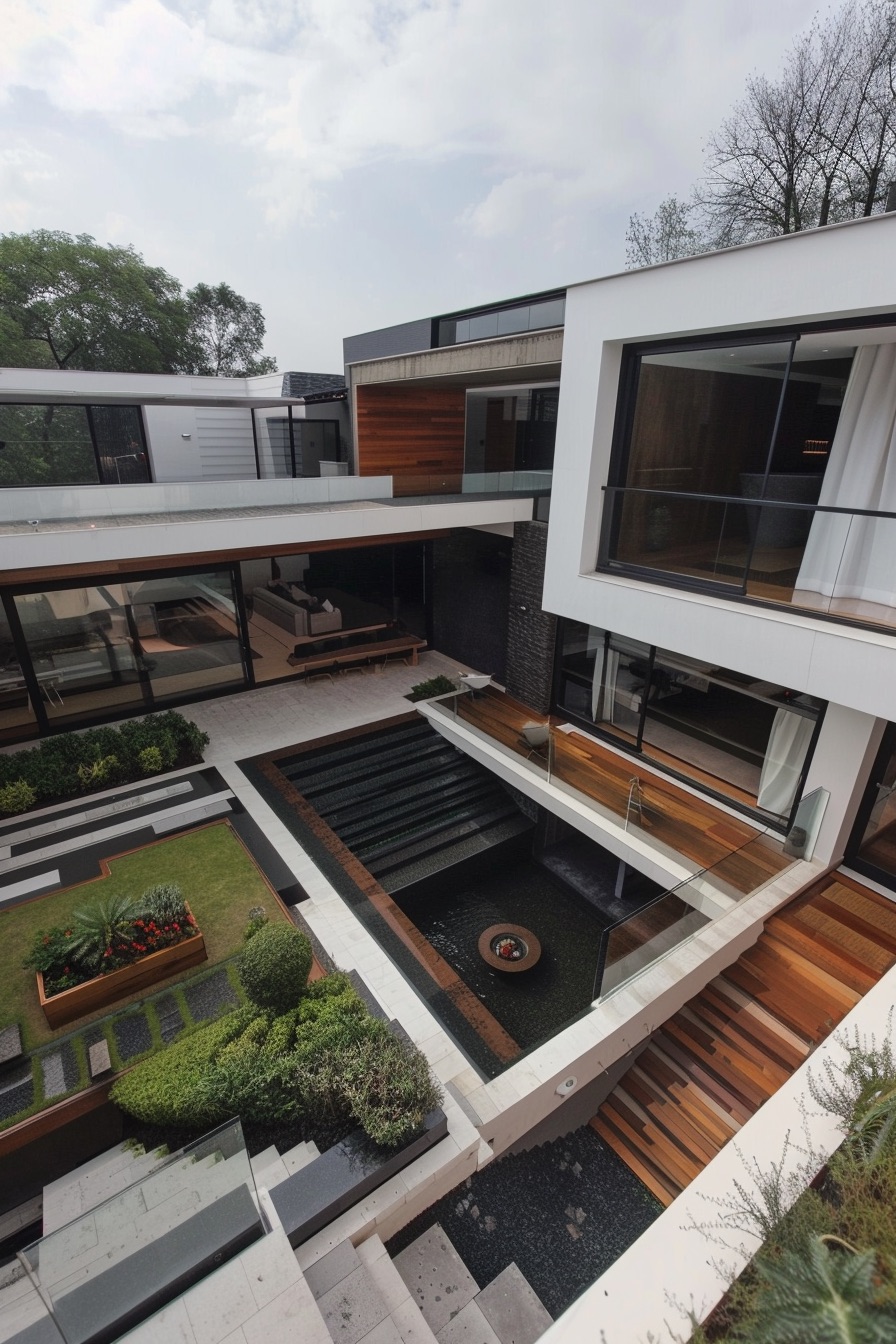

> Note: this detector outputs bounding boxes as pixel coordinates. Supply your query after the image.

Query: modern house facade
[3,213,896,1342]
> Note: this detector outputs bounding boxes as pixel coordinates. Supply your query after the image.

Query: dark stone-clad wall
[505,521,557,714]
[431,531,512,682]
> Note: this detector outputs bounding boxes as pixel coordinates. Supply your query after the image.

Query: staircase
[0,1139,553,1344]
[592,871,896,1206]
[280,719,533,893]
[301,1223,551,1344]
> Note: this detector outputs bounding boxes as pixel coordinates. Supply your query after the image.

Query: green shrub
[68,894,145,972]
[0,711,208,817]
[143,884,188,926]
[77,754,119,789]
[0,779,36,815]
[110,1006,255,1128]
[22,926,83,991]
[137,746,163,775]
[244,906,268,941]
[341,1026,443,1148]
[238,923,312,1014]
[407,675,457,702]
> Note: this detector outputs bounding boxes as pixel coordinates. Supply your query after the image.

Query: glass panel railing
[392,471,552,497]
[425,688,795,1001]
[19,1118,263,1344]
[594,829,788,1000]
[602,487,896,634]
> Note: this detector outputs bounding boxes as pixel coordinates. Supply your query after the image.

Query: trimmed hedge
[110,973,443,1150]
[238,923,312,1015]
[0,712,209,814]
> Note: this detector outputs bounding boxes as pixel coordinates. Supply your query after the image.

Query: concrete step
[391,1225,479,1335]
[282,1139,320,1175]
[42,1143,172,1234]
[0,1261,55,1344]
[472,1264,552,1344]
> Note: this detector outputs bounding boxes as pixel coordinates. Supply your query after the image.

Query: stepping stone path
[113,1013,153,1062]
[154,993,184,1044]
[184,966,237,1021]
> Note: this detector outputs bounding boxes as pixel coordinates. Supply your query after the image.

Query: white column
[801,703,886,866]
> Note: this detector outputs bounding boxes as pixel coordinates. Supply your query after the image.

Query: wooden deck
[591,871,896,1206]
[454,687,790,895]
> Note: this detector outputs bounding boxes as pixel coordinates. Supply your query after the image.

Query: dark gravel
[0,1065,35,1122]
[184,968,238,1023]
[113,1013,153,1061]
[386,1126,661,1319]
[154,993,185,1043]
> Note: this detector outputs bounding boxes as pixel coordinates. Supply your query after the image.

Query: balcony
[599,486,896,634]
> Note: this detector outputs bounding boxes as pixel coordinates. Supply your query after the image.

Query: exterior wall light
[555,1076,577,1097]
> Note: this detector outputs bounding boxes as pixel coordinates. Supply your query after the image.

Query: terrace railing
[598,486,896,635]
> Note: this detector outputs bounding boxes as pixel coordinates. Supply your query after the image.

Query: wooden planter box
[38,918,207,1030]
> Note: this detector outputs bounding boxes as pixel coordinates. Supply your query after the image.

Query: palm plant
[67,894,144,972]
[743,1235,896,1343]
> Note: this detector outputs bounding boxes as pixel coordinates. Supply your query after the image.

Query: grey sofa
[252,586,342,639]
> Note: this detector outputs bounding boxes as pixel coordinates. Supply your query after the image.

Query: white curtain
[757,709,815,815]
[795,344,896,608]
[594,647,619,722]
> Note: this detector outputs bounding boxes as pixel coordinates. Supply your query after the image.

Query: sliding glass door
[554,619,823,826]
[848,725,896,890]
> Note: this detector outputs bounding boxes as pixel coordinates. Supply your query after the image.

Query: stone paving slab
[303,1237,361,1301]
[392,1227,478,1335]
[436,1300,501,1344]
[474,1265,551,1344]
[0,871,60,906]
[316,1265,390,1344]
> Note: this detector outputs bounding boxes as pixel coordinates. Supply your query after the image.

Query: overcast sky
[3,0,824,371]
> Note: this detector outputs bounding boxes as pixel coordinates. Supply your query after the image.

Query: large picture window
[555,620,823,826]
[601,331,860,615]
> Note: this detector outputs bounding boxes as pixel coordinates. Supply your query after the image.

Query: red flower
[104,949,112,958]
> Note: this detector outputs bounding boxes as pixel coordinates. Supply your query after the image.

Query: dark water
[394,856,610,1051]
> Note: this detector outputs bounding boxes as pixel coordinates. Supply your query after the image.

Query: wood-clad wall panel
[356,385,466,494]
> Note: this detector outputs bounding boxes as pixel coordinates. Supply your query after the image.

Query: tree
[185,282,277,377]
[0,231,277,377]
[625,0,896,266]
[0,231,191,372]
[625,195,710,268]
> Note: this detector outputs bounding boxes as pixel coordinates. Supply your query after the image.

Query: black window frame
[550,617,826,834]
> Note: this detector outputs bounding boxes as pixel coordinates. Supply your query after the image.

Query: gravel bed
[184,968,238,1023]
[113,1013,153,1061]
[0,1066,35,1122]
[386,1126,661,1320]
[154,993,185,1044]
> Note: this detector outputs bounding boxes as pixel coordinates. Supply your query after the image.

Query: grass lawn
[0,822,285,1050]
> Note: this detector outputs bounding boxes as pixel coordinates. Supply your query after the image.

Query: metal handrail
[601,483,896,522]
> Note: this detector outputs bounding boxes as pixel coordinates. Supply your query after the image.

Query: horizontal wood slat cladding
[356,385,466,494]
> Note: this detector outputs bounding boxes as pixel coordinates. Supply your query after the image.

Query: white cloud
[2,0,826,226]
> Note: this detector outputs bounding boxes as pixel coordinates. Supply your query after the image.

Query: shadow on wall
[431,531,511,681]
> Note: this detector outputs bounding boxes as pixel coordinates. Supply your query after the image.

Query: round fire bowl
[478,924,542,973]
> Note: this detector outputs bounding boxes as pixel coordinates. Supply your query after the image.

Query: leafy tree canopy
[186,282,277,377]
[0,230,276,377]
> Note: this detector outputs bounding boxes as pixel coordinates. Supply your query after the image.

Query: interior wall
[355,385,465,493]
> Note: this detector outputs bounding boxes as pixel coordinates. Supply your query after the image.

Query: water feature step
[381,816,534,895]
[358,800,521,870]
[334,776,497,846]
[302,746,471,815]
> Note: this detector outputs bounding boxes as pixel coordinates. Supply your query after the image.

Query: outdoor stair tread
[763,922,879,994]
[617,1072,723,1165]
[600,1094,703,1189]
[589,1113,678,1207]
[328,770,488,836]
[283,722,436,780]
[721,959,837,1043]
[675,1002,792,1090]
[660,1019,775,1109]
[296,742,464,803]
[651,1031,754,1124]
[698,982,809,1069]
[596,1096,698,1193]
[739,938,862,1015]
[633,1049,740,1144]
